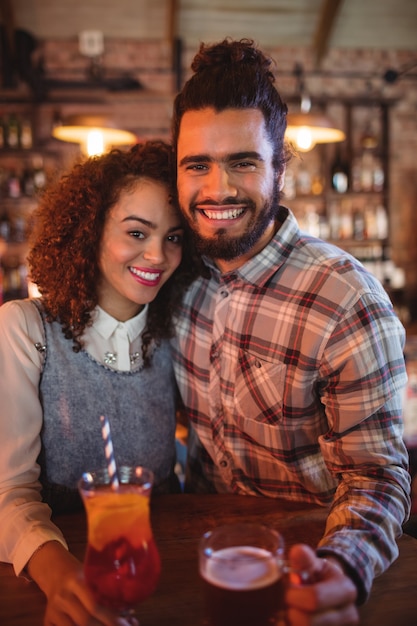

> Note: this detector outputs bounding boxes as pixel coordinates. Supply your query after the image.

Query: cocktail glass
[78,465,160,624]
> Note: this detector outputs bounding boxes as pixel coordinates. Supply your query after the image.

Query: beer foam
[202,545,282,590]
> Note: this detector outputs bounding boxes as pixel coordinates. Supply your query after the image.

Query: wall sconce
[285,65,345,152]
[52,115,137,156]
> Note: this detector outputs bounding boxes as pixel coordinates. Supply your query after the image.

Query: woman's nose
[142,238,165,264]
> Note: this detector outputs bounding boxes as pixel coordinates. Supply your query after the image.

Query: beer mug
[199,522,289,626]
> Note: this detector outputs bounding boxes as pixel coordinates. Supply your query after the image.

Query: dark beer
[200,545,285,626]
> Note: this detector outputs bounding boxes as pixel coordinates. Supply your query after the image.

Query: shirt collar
[92,305,149,341]
[202,206,301,287]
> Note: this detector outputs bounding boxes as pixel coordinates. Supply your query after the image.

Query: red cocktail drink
[79,467,160,615]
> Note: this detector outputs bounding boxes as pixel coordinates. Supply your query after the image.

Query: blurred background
[0,0,416,326]
[1,0,417,522]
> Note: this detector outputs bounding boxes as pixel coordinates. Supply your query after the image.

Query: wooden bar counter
[0,494,416,625]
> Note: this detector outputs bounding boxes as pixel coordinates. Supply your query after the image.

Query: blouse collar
[92,305,148,341]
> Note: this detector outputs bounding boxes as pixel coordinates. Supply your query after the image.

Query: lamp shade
[52,115,137,156]
[285,112,346,152]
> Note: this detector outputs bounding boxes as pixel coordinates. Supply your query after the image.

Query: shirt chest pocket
[234,350,286,426]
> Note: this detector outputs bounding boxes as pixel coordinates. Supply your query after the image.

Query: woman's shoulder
[0,298,43,336]
[0,296,40,318]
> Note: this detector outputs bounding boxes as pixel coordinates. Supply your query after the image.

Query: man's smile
[199,207,246,220]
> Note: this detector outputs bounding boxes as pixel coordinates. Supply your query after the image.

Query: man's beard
[185,187,280,262]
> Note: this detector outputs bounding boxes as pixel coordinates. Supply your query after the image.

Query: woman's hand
[27,541,136,626]
[285,544,359,626]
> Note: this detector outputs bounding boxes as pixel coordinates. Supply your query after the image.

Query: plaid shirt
[172,206,410,602]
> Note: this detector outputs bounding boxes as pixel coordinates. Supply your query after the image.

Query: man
[171,38,410,625]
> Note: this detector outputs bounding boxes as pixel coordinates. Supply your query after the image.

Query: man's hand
[285,544,359,626]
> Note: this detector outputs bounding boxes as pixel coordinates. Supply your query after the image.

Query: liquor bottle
[283,167,296,199]
[372,155,385,192]
[13,216,26,243]
[352,207,365,240]
[303,205,320,237]
[364,207,378,239]
[0,216,11,242]
[350,156,362,192]
[7,169,21,199]
[20,117,33,149]
[21,163,35,197]
[296,162,312,195]
[330,147,349,193]
[32,155,46,192]
[375,204,388,240]
[2,263,28,301]
[6,113,20,149]
[360,151,374,192]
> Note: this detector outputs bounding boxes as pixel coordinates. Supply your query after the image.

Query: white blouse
[0,298,148,575]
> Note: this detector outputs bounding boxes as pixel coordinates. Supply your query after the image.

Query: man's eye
[234,161,255,169]
[186,163,207,171]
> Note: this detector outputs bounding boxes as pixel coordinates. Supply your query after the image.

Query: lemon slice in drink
[86,491,150,551]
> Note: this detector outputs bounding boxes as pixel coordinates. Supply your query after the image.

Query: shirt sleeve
[0,300,68,576]
[315,292,411,604]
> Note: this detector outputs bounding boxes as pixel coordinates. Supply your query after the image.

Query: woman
[0,141,195,626]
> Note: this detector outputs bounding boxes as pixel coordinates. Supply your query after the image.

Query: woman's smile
[129,265,163,287]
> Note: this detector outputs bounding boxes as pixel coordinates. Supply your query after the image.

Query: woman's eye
[168,233,183,245]
[129,230,145,239]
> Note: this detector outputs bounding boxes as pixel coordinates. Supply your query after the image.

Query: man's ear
[277,166,286,191]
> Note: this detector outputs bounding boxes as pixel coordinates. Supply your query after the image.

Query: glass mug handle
[283,557,329,584]
[272,559,329,626]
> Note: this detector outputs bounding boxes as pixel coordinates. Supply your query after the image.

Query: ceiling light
[52,115,137,156]
[285,112,346,152]
[285,64,346,152]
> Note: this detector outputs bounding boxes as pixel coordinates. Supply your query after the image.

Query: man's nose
[202,165,237,200]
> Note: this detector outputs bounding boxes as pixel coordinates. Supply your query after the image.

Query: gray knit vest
[34,302,179,511]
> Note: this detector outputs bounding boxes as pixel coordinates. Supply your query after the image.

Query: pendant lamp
[286,112,346,152]
[285,65,345,152]
[52,115,137,156]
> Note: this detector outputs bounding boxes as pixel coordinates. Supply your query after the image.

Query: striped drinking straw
[100,414,120,490]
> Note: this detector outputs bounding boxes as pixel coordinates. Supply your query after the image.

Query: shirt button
[210,346,219,360]
[219,459,228,468]
[220,289,229,298]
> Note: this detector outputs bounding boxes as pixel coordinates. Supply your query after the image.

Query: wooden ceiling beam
[312,0,345,67]
[168,0,179,43]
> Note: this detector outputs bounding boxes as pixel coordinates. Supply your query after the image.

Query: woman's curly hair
[27,140,198,366]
